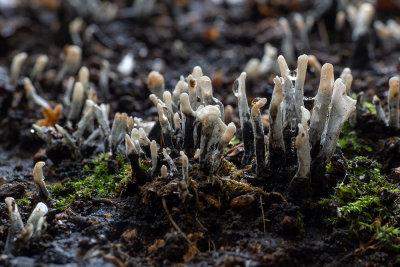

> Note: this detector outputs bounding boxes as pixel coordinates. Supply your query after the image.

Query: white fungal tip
[147,71,164,88]
[221,122,236,144]
[72,82,84,103]
[389,76,400,94]
[194,148,201,159]
[161,165,168,179]
[157,104,169,126]
[319,63,334,93]
[79,66,89,84]
[373,95,381,104]
[173,80,188,97]
[251,98,267,116]
[180,151,188,166]
[277,55,289,78]
[24,78,34,96]
[65,45,82,67]
[69,17,84,34]
[180,93,194,115]
[36,55,48,68]
[163,91,172,111]
[150,140,158,158]
[199,76,213,97]
[244,58,260,80]
[192,66,203,79]
[125,134,135,155]
[173,113,181,130]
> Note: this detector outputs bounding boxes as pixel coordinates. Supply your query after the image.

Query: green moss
[51,153,130,210]
[363,101,376,115]
[320,157,400,252]
[338,123,372,156]
[16,196,31,206]
[140,159,152,172]
[229,137,240,146]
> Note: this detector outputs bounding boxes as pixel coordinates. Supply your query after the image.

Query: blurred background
[0,0,400,117]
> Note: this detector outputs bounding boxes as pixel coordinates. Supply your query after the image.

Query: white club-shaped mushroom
[163,91,173,113]
[294,123,311,179]
[150,140,158,176]
[5,197,24,252]
[251,97,267,176]
[100,59,110,94]
[79,66,90,91]
[180,151,189,182]
[10,52,28,86]
[68,82,85,122]
[157,103,174,148]
[24,78,50,109]
[212,122,236,173]
[321,78,357,163]
[340,68,353,95]
[73,100,95,139]
[172,78,188,105]
[244,58,260,81]
[277,55,294,129]
[147,71,165,99]
[197,105,224,170]
[268,76,285,155]
[109,112,129,153]
[352,3,375,41]
[199,75,224,119]
[33,161,50,199]
[55,45,82,84]
[294,107,311,179]
[27,202,48,238]
[30,55,48,81]
[162,148,178,175]
[258,43,277,76]
[173,112,181,130]
[279,18,295,66]
[309,63,334,154]
[373,95,386,122]
[388,76,400,128]
[233,72,255,166]
[191,66,203,80]
[294,54,308,123]
[160,165,168,179]
[55,124,80,159]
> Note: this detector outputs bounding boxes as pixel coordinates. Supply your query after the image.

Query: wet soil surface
[1,1,400,266]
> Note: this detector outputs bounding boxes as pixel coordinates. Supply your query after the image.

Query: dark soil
[1,1,400,266]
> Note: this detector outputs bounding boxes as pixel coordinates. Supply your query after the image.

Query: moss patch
[320,157,400,252]
[338,123,372,157]
[51,153,130,210]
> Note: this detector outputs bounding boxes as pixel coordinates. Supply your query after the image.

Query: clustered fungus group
[5,35,400,255]
[237,55,357,190]
[5,198,48,253]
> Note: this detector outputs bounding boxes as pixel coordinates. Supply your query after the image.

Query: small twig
[103,254,126,267]
[92,198,121,208]
[259,195,266,233]
[195,212,208,232]
[208,239,216,252]
[161,197,199,252]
